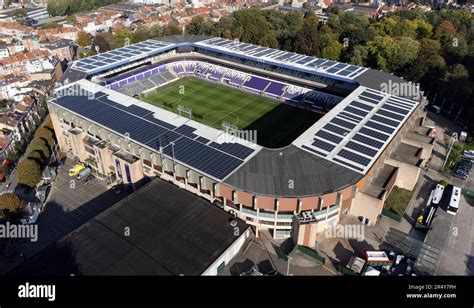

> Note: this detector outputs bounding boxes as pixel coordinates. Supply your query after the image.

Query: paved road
[430,194,474,275]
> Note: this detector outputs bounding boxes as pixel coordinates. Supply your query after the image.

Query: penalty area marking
[206,111,240,128]
[207,96,261,129]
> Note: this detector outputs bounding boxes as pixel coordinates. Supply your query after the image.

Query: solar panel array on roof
[72,40,174,74]
[196,37,368,80]
[296,86,419,173]
[53,86,256,180]
[312,138,335,153]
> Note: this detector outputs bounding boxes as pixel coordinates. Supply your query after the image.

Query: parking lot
[428,194,474,275]
[14,160,130,259]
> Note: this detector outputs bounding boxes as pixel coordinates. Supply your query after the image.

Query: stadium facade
[48,35,428,246]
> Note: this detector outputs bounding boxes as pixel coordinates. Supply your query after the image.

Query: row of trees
[47,0,120,17]
[17,117,56,188]
[184,8,473,128]
[0,101,48,178]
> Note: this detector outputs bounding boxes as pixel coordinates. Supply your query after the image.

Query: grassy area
[143,77,321,148]
[442,143,464,173]
[383,186,414,216]
[464,143,474,151]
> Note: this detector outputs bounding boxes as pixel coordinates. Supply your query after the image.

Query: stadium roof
[293,86,419,174]
[51,79,262,181]
[67,35,368,83]
[70,40,175,75]
[56,35,422,196]
[223,145,362,197]
[12,180,249,276]
[194,37,368,81]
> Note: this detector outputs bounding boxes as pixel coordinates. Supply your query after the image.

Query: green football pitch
[143,77,322,148]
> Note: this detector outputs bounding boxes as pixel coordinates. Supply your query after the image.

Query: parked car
[455,170,469,177]
[76,167,91,180]
[453,173,468,180]
[36,185,51,204]
[454,170,469,177]
[20,202,41,225]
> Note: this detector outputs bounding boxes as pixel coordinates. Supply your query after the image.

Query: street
[431,194,474,275]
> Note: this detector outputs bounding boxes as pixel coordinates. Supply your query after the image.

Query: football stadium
[48,35,429,245]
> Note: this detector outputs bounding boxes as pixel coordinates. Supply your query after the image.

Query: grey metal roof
[355,69,421,101]
[12,180,249,276]
[59,68,87,84]
[223,145,362,197]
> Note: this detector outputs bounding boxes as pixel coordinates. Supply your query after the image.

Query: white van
[447,186,461,215]
[76,167,91,180]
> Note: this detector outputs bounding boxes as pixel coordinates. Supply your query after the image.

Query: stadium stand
[108,60,343,113]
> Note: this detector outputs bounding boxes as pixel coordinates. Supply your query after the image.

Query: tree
[132,28,150,43]
[29,138,50,160]
[44,116,54,130]
[322,41,343,61]
[393,19,417,38]
[114,28,133,47]
[406,39,446,82]
[149,25,162,38]
[440,35,469,60]
[231,8,278,48]
[66,15,77,23]
[373,17,398,36]
[392,37,420,72]
[444,64,469,81]
[280,12,303,50]
[366,36,400,72]
[294,10,320,56]
[413,19,432,39]
[47,0,68,16]
[76,31,91,47]
[6,151,16,162]
[92,32,117,53]
[434,20,456,38]
[211,17,233,39]
[346,45,368,66]
[35,127,56,148]
[162,23,183,36]
[186,16,213,36]
[0,194,26,214]
[17,159,42,188]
